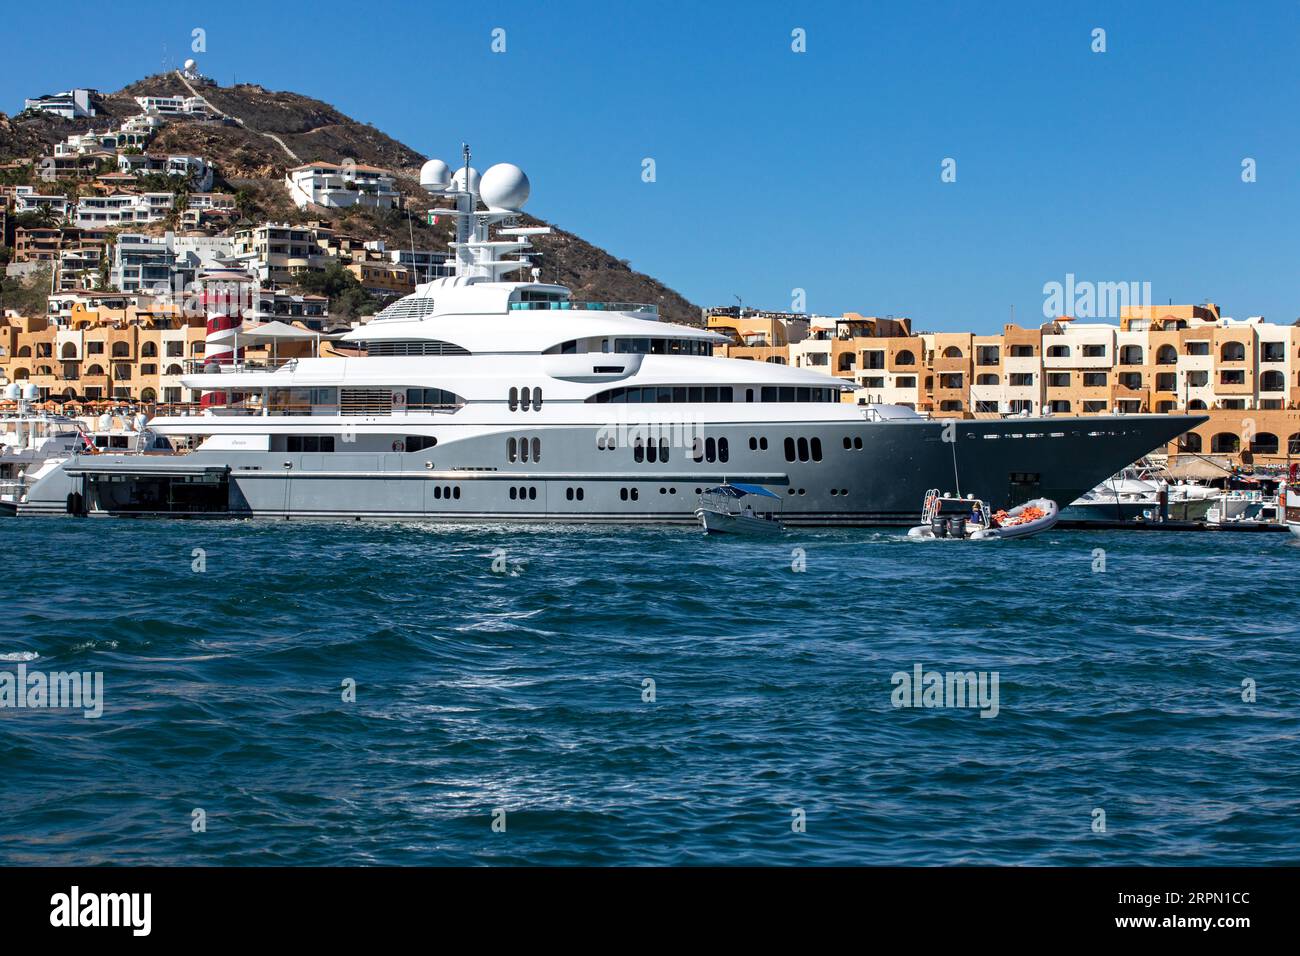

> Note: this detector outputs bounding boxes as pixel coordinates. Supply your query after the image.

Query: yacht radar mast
[420,144,550,282]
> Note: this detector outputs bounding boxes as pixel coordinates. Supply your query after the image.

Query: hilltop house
[23,88,96,119]
[285,162,400,210]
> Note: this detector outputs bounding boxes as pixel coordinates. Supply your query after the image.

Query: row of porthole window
[508,486,538,500]
[506,437,542,462]
[634,437,671,463]
[507,387,543,411]
[691,437,730,463]
[565,487,585,501]
[432,485,461,499]
[784,437,823,462]
[619,487,640,501]
[843,435,864,450]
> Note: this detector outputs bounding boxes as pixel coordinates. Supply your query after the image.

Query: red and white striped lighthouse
[196,266,254,409]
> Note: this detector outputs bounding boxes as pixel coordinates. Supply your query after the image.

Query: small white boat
[695,483,785,535]
[907,489,1058,540]
[1284,486,1300,539]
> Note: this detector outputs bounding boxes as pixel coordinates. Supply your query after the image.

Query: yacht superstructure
[18,149,1204,522]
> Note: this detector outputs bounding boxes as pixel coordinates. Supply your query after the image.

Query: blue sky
[5,1,1299,331]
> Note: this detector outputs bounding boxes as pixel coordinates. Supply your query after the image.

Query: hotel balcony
[1216,371,1253,395]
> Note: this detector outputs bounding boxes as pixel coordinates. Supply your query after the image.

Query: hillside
[1,75,701,325]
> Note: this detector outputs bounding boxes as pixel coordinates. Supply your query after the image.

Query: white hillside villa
[285,162,401,210]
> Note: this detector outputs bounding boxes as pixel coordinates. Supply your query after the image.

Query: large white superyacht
[19,151,1203,523]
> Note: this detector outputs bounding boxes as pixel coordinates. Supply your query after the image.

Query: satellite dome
[4,383,20,401]
[184,58,197,72]
[419,158,451,192]
[21,383,39,401]
[480,163,530,212]
[449,166,481,196]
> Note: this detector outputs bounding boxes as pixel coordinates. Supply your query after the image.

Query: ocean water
[1,517,1297,866]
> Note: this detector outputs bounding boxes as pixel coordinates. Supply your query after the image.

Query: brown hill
[1,74,701,325]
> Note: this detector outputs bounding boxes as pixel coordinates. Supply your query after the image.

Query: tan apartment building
[714,302,1300,466]
[1,301,318,406]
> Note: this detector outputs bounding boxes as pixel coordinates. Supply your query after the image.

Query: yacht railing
[182,358,300,374]
[509,301,658,314]
[162,401,461,417]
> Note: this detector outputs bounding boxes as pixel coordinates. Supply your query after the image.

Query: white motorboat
[695,483,784,535]
[907,489,1058,540]
[1205,489,1281,528]
[1,383,91,513]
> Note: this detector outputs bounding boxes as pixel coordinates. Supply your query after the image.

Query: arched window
[111,342,129,357]
[11,367,30,380]
[1250,432,1279,455]
[16,346,31,357]
[140,388,157,402]
[1181,432,1202,453]
[942,346,963,359]
[1260,370,1285,392]
[508,387,518,411]
[894,350,915,366]
[1220,341,1245,362]
[35,365,52,376]
[1187,399,1207,410]
[520,386,531,411]
[141,341,158,357]
[838,353,855,371]
[1210,432,1240,454]
[86,364,104,376]
[1047,345,1070,358]
[165,363,183,375]
[1156,344,1177,365]
[61,342,78,358]
[1289,433,1300,455]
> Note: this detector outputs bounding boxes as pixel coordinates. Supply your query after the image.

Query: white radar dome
[184,58,197,72]
[21,383,39,401]
[419,158,451,192]
[449,166,481,196]
[480,163,530,212]
[4,383,20,401]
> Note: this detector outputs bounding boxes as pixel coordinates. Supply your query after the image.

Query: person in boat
[742,504,755,519]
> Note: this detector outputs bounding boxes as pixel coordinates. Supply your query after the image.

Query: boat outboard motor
[931,515,949,538]
[950,515,967,538]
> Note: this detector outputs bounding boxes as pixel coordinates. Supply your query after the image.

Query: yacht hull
[18,414,1202,525]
